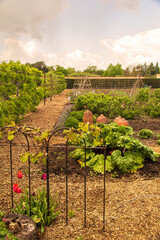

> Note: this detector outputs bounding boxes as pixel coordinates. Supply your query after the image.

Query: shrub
[151,89,160,100]
[138,129,154,139]
[69,111,84,122]
[64,116,80,128]
[136,88,150,102]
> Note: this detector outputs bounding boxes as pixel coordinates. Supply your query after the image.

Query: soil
[0,89,160,240]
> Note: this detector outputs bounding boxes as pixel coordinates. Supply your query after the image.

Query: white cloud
[0,0,69,39]
[3,28,160,70]
[1,38,107,70]
[3,38,41,62]
[101,0,140,10]
[101,28,160,67]
[65,50,106,69]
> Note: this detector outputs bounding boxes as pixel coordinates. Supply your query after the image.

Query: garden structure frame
[66,76,145,90]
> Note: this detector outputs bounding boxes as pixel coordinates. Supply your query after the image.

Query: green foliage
[74,92,136,119]
[136,88,150,102]
[150,89,160,100]
[30,61,49,73]
[156,133,160,145]
[64,110,84,129]
[13,188,60,233]
[103,63,124,77]
[111,150,144,173]
[0,211,19,240]
[74,90,160,120]
[123,62,159,77]
[138,129,154,139]
[0,61,67,127]
[64,116,80,128]
[68,209,75,218]
[65,122,157,174]
[69,111,84,122]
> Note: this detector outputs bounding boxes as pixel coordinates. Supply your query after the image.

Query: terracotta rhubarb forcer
[83,110,93,124]
[114,116,122,123]
[114,116,129,126]
[96,114,108,124]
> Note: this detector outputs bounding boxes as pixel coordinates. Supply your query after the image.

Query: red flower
[41,173,47,180]
[13,183,18,192]
[17,188,22,193]
[13,183,22,193]
[17,171,23,179]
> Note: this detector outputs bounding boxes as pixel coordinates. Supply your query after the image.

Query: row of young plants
[64,122,159,174]
[0,61,66,127]
[73,88,160,119]
[137,129,160,145]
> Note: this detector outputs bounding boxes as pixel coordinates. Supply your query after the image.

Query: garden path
[21,89,71,130]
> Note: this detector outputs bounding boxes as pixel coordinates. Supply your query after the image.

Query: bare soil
[0,89,160,240]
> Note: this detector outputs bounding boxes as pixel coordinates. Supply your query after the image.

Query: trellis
[130,77,144,97]
[73,77,92,89]
[66,76,145,90]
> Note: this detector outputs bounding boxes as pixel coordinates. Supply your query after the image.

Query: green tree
[97,69,105,76]
[31,61,49,73]
[55,65,68,76]
[83,65,98,75]
[147,62,157,76]
[124,66,131,77]
[0,62,16,99]
[67,67,76,75]
[103,63,124,77]
[155,62,159,74]
[46,71,59,99]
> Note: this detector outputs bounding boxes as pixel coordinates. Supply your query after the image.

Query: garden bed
[0,89,160,240]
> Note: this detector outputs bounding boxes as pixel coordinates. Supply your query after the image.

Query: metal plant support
[3,126,110,230]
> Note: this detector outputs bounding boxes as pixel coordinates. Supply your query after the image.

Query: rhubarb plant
[65,122,158,174]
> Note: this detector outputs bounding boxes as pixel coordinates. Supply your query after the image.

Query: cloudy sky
[0,0,160,70]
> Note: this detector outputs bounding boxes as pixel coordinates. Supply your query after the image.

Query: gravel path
[21,90,71,130]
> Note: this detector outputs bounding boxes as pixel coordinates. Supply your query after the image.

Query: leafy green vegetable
[138,129,154,139]
[65,122,157,174]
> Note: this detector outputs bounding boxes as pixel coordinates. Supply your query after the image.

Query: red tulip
[17,171,23,179]
[13,183,18,192]
[41,173,47,180]
[17,188,22,193]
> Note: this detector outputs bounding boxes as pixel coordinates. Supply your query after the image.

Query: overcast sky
[0,0,160,70]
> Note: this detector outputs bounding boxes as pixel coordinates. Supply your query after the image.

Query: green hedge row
[0,87,43,127]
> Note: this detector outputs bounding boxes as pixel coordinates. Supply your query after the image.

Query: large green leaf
[111,150,134,173]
